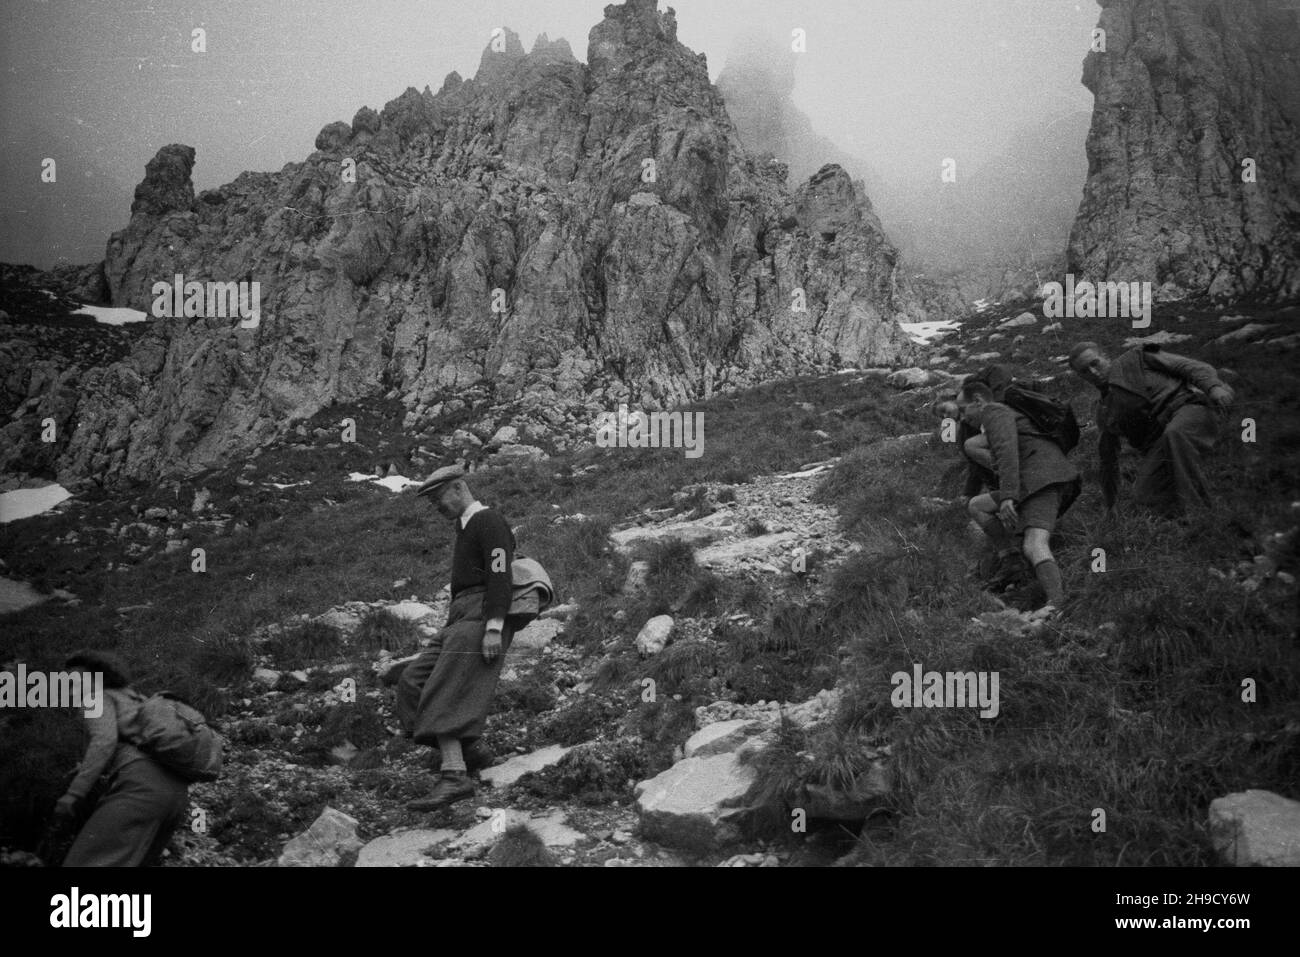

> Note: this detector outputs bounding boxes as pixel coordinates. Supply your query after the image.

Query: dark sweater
[451,507,516,621]
[1096,346,1225,506]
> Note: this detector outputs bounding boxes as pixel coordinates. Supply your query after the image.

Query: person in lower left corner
[54,651,190,867]
[958,380,1081,620]
[396,464,517,812]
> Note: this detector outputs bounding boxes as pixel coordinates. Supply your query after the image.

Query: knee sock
[1032,559,1064,606]
[438,736,466,774]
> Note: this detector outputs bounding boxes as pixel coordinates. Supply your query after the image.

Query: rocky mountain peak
[1,0,925,485]
[588,0,688,80]
[129,144,196,218]
[476,26,527,83]
[530,33,576,63]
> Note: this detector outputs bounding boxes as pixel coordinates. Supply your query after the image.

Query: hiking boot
[406,771,475,812]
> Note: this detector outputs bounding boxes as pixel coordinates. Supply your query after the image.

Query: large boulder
[1209,789,1300,866]
[633,750,762,853]
[277,807,364,867]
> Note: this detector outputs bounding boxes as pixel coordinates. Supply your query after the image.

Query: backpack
[123,692,224,782]
[507,556,554,629]
[1002,383,1080,454]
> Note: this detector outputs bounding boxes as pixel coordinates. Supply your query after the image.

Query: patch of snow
[0,577,48,614]
[346,473,419,493]
[71,304,148,326]
[900,319,961,344]
[268,481,311,490]
[0,484,72,523]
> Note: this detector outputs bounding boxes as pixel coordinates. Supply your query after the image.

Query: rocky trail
[159,453,884,868]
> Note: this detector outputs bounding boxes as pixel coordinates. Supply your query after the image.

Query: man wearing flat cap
[397,464,517,810]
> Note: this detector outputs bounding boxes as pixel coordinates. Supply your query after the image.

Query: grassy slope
[1,297,1296,864]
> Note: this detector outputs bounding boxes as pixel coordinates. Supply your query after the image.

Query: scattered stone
[622,560,650,596]
[683,719,767,759]
[635,615,674,656]
[696,532,800,568]
[885,367,934,389]
[387,600,438,622]
[277,807,363,867]
[356,828,457,867]
[251,668,281,688]
[449,809,584,855]
[488,425,519,447]
[512,617,562,651]
[1213,322,1275,345]
[480,743,574,788]
[494,443,549,461]
[999,311,1038,328]
[609,522,733,553]
[1124,330,1193,348]
[540,602,578,620]
[1260,333,1300,350]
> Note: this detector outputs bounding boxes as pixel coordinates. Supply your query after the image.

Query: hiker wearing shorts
[958,380,1081,618]
[54,651,190,867]
[397,464,517,811]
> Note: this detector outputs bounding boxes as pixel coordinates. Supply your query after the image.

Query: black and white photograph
[1,0,1296,931]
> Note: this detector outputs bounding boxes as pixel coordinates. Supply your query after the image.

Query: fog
[0,0,1099,270]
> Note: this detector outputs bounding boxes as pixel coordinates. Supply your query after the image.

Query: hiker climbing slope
[958,380,1081,619]
[1069,341,1233,516]
[55,652,192,867]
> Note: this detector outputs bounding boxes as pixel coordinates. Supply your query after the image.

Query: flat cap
[415,463,466,499]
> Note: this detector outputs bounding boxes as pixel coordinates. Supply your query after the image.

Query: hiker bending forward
[398,465,516,811]
[55,651,190,867]
[959,381,1081,617]
[1068,341,1233,516]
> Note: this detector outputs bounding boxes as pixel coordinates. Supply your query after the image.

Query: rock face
[1067,0,1300,301]
[14,0,924,485]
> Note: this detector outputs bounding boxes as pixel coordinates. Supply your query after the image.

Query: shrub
[488,823,557,866]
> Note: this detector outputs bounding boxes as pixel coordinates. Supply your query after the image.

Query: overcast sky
[0,0,1099,268]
